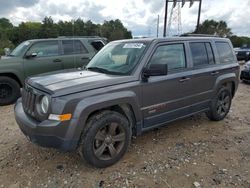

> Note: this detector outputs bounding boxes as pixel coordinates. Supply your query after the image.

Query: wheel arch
[0,72,23,87]
[71,91,142,147]
[213,73,238,98]
[86,103,138,136]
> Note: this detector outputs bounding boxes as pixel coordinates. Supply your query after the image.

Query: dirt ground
[0,82,250,188]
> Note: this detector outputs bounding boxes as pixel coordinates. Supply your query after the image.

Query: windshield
[10,41,30,57]
[86,42,148,75]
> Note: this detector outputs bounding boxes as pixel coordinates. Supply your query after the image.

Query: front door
[24,40,63,77]
[142,42,196,129]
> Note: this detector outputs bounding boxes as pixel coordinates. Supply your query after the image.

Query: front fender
[67,91,141,144]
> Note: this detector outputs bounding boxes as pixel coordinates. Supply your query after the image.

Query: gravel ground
[0,82,250,188]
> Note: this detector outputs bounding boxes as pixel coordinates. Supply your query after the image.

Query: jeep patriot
[15,37,239,168]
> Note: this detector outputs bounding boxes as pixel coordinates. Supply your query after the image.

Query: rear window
[215,42,235,63]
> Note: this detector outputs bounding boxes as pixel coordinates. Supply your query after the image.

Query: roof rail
[57,36,102,38]
[180,33,220,37]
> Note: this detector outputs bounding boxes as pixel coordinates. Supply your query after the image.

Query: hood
[27,70,136,96]
[0,56,20,62]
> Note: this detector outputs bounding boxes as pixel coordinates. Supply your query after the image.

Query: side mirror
[25,52,37,59]
[4,48,11,56]
[142,64,168,79]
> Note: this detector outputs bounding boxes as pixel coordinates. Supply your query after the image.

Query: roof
[27,36,105,42]
[112,36,229,44]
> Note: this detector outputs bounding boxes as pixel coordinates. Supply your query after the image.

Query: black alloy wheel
[216,90,231,117]
[206,87,232,121]
[79,111,131,168]
[93,122,126,161]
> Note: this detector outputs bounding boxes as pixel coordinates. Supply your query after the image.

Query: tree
[0,17,133,55]
[229,35,250,48]
[39,16,58,38]
[0,18,14,55]
[196,19,232,37]
[101,19,132,41]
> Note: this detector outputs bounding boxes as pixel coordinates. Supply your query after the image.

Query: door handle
[210,71,219,76]
[179,77,190,82]
[53,59,62,62]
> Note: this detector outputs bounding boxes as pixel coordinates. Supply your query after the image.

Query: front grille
[22,87,38,117]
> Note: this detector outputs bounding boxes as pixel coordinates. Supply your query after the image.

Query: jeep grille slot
[22,88,37,117]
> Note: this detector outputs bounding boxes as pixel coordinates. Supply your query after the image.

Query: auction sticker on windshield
[123,43,144,49]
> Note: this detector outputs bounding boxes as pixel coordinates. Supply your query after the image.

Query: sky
[0,0,249,37]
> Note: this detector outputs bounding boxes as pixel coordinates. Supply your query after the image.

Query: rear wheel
[0,76,20,106]
[79,111,131,168]
[206,87,232,121]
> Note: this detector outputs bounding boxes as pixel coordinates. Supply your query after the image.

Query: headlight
[40,96,49,114]
[246,52,250,56]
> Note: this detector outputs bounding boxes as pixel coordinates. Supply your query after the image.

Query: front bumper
[240,70,250,81]
[14,99,78,151]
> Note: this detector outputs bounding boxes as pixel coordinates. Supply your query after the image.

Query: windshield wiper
[87,66,124,75]
[87,66,109,73]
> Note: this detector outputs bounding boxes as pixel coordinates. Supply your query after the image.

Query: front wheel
[206,87,232,121]
[79,111,131,168]
[0,76,20,106]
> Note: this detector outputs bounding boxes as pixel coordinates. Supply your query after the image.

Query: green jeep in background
[0,36,106,105]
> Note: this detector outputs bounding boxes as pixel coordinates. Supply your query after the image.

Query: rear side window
[215,42,235,63]
[149,43,186,71]
[190,42,215,66]
[90,41,105,51]
[62,40,88,55]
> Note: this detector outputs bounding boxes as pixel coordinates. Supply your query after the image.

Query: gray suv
[15,37,239,168]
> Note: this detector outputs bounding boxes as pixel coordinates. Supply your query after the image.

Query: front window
[10,41,30,57]
[86,42,148,75]
[148,43,186,71]
[26,41,59,57]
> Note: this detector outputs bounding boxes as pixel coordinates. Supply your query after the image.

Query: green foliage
[0,17,133,55]
[193,19,250,48]
[196,19,232,37]
[229,35,250,48]
[101,19,132,41]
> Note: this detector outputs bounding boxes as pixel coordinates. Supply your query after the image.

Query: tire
[0,76,20,106]
[206,87,232,121]
[78,110,131,168]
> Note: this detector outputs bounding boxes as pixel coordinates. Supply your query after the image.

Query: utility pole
[163,0,168,37]
[157,15,160,37]
[195,0,202,33]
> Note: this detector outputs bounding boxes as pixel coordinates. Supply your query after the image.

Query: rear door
[142,42,200,128]
[186,41,218,104]
[23,40,63,77]
[61,39,91,69]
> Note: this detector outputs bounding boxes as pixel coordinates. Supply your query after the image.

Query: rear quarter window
[215,42,235,63]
